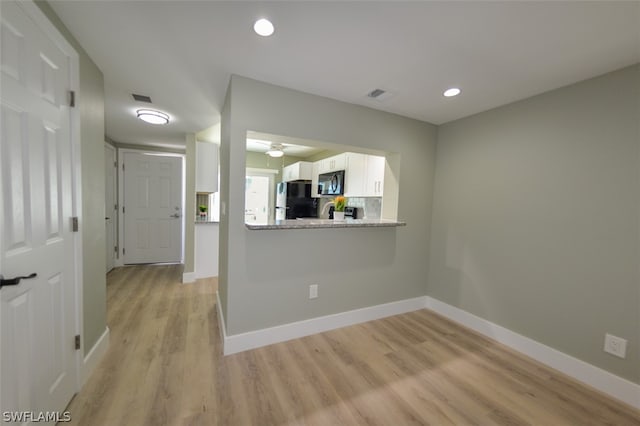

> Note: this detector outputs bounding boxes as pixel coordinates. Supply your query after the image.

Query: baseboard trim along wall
[221,295,427,356]
[217,292,639,409]
[182,272,196,284]
[423,296,640,410]
[81,327,110,386]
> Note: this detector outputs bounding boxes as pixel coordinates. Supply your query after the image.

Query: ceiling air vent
[366,88,394,101]
[367,88,386,98]
[132,93,152,103]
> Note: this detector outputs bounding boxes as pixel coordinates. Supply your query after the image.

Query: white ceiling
[50,1,640,150]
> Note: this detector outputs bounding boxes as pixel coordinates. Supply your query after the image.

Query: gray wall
[220,76,437,334]
[428,65,640,383]
[36,1,107,355]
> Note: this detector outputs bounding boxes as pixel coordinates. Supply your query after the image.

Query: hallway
[65,265,640,425]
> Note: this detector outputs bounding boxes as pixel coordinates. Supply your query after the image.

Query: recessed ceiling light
[254,18,275,37]
[444,88,461,97]
[136,109,169,125]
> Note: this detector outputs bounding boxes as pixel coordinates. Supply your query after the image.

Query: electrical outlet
[604,333,627,358]
[309,284,318,299]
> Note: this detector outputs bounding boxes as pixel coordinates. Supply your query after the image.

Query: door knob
[0,273,37,289]
[170,213,181,218]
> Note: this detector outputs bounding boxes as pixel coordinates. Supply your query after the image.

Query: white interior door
[245,175,270,224]
[123,153,182,264]
[1,0,78,419]
[104,144,116,272]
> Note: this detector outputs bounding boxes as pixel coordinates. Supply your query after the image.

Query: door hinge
[114,246,118,253]
[69,90,75,107]
[74,335,81,350]
[114,161,117,168]
[123,248,126,255]
[71,217,79,232]
[122,163,125,171]
[122,206,125,214]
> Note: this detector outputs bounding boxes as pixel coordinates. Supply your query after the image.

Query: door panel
[1,0,78,419]
[123,153,182,264]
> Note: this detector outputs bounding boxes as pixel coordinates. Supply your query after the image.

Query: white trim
[104,143,117,272]
[423,296,640,410]
[182,272,196,283]
[221,296,426,355]
[81,327,110,386]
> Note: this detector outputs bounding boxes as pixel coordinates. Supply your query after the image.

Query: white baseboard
[81,327,110,386]
[424,296,640,410]
[182,272,196,283]
[221,296,426,356]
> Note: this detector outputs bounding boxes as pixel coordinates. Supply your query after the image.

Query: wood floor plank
[65,265,640,425]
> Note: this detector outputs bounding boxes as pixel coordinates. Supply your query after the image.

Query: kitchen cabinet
[344,153,385,197]
[282,161,312,182]
[364,155,385,196]
[317,154,346,174]
[196,141,219,193]
[311,152,385,197]
[311,161,321,197]
[343,153,366,197]
[195,222,218,278]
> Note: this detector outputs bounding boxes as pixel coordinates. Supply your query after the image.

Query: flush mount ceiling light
[265,143,284,157]
[443,87,461,97]
[254,18,275,36]
[136,109,169,125]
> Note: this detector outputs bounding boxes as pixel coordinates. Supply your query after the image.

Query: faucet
[320,201,334,218]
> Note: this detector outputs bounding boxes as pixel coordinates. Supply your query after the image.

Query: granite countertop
[245,218,406,230]
[195,218,219,224]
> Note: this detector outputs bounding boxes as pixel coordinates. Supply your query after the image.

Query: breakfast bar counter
[245,218,406,230]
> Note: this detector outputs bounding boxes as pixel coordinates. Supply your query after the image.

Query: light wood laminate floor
[65,264,640,425]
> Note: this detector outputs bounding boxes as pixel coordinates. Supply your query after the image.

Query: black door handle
[0,273,37,289]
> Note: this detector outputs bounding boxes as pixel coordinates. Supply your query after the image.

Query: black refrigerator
[275,182,318,220]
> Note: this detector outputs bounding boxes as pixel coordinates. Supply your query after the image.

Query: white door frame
[105,142,117,271]
[117,148,185,267]
[1,1,83,392]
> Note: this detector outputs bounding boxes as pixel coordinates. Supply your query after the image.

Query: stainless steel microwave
[318,170,345,196]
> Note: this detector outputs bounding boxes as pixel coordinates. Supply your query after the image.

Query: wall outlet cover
[309,284,318,299]
[604,333,627,358]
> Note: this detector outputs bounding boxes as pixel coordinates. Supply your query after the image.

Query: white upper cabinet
[196,141,219,193]
[312,152,385,197]
[343,153,366,197]
[364,155,385,197]
[311,161,321,197]
[317,154,346,174]
[282,161,312,182]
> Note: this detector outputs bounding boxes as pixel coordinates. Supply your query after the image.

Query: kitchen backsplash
[318,197,382,219]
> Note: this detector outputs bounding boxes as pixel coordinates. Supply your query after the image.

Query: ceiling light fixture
[443,88,461,97]
[254,18,275,37]
[136,109,169,125]
[266,143,284,158]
